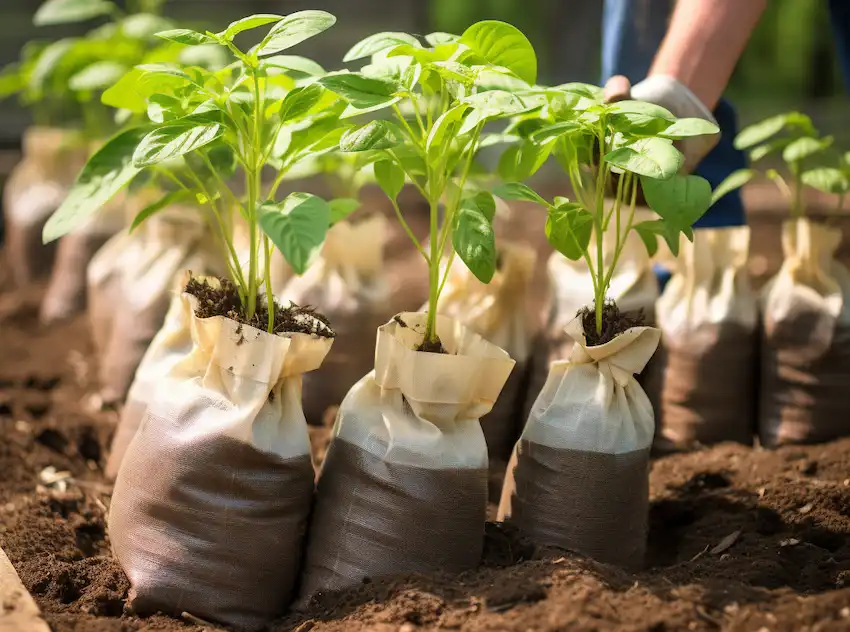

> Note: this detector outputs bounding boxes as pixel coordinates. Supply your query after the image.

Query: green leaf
[121,13,174,39]
[453,197,497,283]
[493,182,547,206]
[530,121,580,144]
[339,97,402,119]
[155,29,218,46]
[129,190,192,233]
[801,168,850,195]
[427,61,476,86]
[43,127,148,244]
[634,222,660,257]
[339,120,403,152]
[426,104,468,156]
[748,138,792,162]
[641,174,712,229]
[604,137,683,180]
[329,198,360,224]
[734,112,814,150]
[28,39,75,92]
[258,192,330,274]
[498,139,553,181]
[459,20,537,85]
[133,115,224,167]
[220,14,283,41]
[783,136,832,163]
[462,89,538,117]
[68,61,126,92]
[468,190,496,222]
[344,32,421,62]
[608,100,676,135]
[101,67,186,113]
[279,84,324,122]
[206,144,238,179]
[261,55,325,76]
[374,160,405,200]
[425,32,459,46]
[711,168,755,205]
[659,118,720,139]
[545,202,592,261]
[318,72,398,109]
[34,0,114,26]
[634,220,681,256]
[257,10,337,56]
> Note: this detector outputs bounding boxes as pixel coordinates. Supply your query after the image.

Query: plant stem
[263,235,274,333]
[390,198,429,261]
[425,195,440,343]
[594,127,607,335]
[793,165,804,219]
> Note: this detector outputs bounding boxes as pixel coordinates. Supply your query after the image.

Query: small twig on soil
[710,530,741,555]
[689,545,711,562]
[695,605,723,628]
[181,611,226,630]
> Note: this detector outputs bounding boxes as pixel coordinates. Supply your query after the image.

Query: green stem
[594,127,607,335]
[392,104,422,146]
[793,165,804,219]
[390,197,429,262]
[263,235,274,333]
[437,122,483,257]
[425,195,440,343]
[602,172,638,292]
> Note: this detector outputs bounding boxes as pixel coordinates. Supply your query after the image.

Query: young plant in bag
[42,11,353,334]
[494,85,719,344]
[713,111,849,214]
[318,21,543,352]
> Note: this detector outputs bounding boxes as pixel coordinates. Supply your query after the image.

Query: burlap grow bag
[759,218,850,446]
[109,286,333,630]
[282,215,390,425]
[430,242,537,490]
[499,316,660,570]
[652,227,758,449]
[87,210,223,405]
[299,312,515,600]
[525,232,658,421]
[3,128,87,286]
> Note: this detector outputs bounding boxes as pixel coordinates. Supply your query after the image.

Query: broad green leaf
[498,139,553,181]
[783,136,832,164]
[147,94,181,123]
[374,160,405,200]
[462,89,538,118]
[660,117,720,139]
[634,220,682,256]
[121,13,174,39]
[344,32,421,62]
[802,168,850,194]
[0,65,23,99]
[136,63,192,81]
[258,192,330,274]
[493,182,547,206]
[220,14,283,41]
[34,0,114,26]
[734,112,815,150]
[641,174,712,229]
[453,197,497,283]
[318,72,398,109]
[68,61,126,92]
[426,104,468,155]
[426,32,459,46]
[608,100,676,135]
[102,68,186,113]
[279,84,324,122]
[468,190,496,222]
[29,39,75,92]
[634,222,659,257]
[339,120,403,152]
[257,11,337,56]
[156,28,218,46]
[749,138,792,162]
[43,127,148,244]
[129,190,192,233]
[329,198,360,224]
[545,202,592,261]
[530,121,580,144]
[556,82,604,101]
[133,116,224,167]
[604,137,683,180]
[339,97,401,119]
[459,20,537,85]
[206,144,238,179]
[261,55,325,76]
[428,61,476,86]
[711,168,755,205]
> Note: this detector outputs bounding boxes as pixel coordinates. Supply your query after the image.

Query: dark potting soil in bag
[3,128,87,286]
[524,231,658,424]
[298,312,515,601]
[431,242,537,499]
[500,315,660,570]
[759,218,850,446]
[282,215,390,425]
[109,282,333,629]
[651,226,758,450]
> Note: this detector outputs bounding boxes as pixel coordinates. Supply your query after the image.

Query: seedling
[494,85,719,339]
[714,111,850,215]
[42,11,353,332]
[319,22,544,350]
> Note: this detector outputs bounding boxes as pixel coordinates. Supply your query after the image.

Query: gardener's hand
[603,74,720,174]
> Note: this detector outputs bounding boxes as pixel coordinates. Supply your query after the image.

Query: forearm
[649,0,768,110]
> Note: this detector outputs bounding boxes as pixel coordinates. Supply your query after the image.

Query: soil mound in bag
[759,218,850,446]
[87,209,223,406]
[430,242,537,497]
[282,214,390,425]
[525,231,658,422]
[3,128,87,286]
[299,312,515,601]
[109,278,334,630]
[499,310,660,570]
[652,227,758,450]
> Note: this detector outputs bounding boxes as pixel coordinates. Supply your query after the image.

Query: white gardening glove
[606,74,720,174]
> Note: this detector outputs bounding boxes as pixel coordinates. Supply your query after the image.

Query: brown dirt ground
[1,188,849,632]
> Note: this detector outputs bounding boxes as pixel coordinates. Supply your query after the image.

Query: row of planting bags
[7,129,850,630]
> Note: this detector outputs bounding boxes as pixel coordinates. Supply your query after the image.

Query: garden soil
[1,192,850,632]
